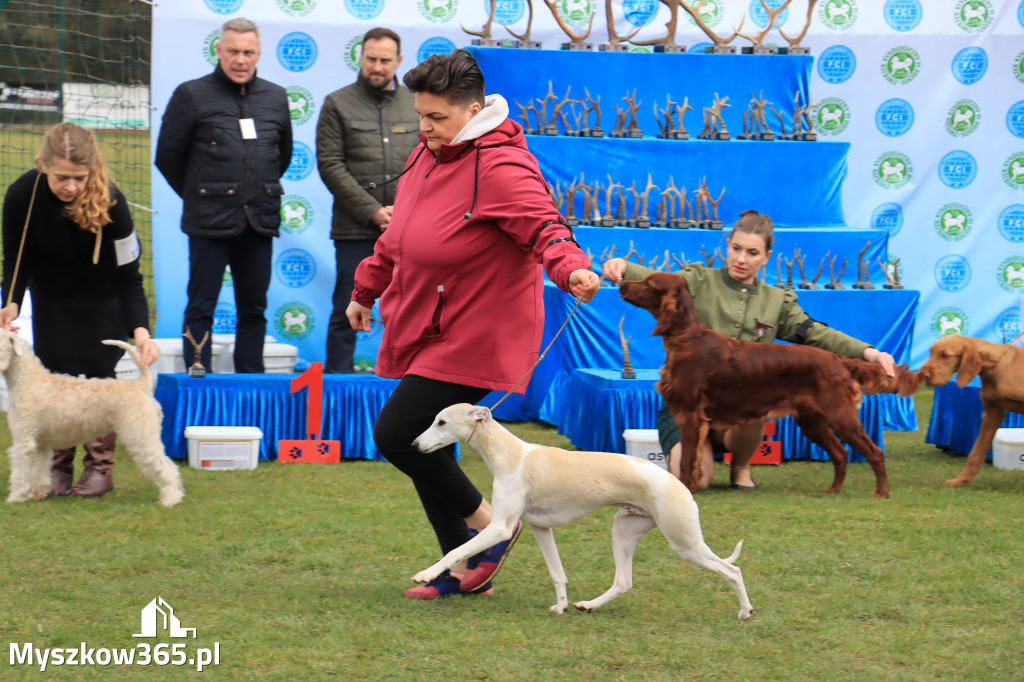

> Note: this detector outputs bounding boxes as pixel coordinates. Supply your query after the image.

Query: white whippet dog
[411,403,754,620]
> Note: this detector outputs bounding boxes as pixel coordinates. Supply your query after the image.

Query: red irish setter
[620,272,920,498]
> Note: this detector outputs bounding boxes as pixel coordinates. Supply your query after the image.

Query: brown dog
[919,334,1024,486]
[620,272,919,498]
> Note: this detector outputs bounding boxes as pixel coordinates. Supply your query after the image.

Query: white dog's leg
[411,518,519,584]
[27,447,53,500]
[668,540,754,620]
[6,444,34,503]
[120,423,185,507]
[575,510,656,612]
[529,525,570,613]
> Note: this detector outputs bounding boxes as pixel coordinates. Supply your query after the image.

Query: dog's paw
[738,607,754,621]
[549,603,568,614]
[573,601,596,613]
[6,493,29,503]
[411,569,439,584]
[944,477,970,487]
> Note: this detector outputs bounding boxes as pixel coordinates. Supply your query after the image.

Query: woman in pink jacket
[347,50,599,600]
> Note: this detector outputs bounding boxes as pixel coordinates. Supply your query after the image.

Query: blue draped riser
[469,48,846,230]
[157,374,399,462]
[555,369,915,462]
[925,381,1024,460]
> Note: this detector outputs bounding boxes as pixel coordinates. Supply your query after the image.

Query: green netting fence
[0,0,155,327]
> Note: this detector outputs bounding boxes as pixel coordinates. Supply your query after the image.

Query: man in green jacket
[316,27,419,373]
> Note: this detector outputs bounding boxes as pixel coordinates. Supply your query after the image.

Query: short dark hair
[362,27,401,55]
[731,210,774,251]
[402,49,485,106]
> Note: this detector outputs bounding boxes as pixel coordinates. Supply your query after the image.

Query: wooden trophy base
[708,220,724,230]
[742,45,777,55]
[824,283,846,290]
[654,44,687,53]
[562,42,594,51]
[635,219,651,229]
[599,43,629,52]
[853,283,876,290]
[780,46,812,55]
[599,218,616,227]
[542,126,559,136]
[797,283,820,290]
[565,217,580,227]
[883,283,904,289]
[621,369,636,379]
[514,40,542,49]
[698,131,731,141]
[705,45,738,54]
[739,132,775,141]
[472,39,504,47]
[188,365,206,378]
[788,132,817,141]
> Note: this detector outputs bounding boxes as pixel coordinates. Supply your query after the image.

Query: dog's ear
[466,406,492,423]
[956,340,982,387]
[652,278,680,336]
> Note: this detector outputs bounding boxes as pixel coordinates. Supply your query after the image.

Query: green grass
[1,387,1023,680]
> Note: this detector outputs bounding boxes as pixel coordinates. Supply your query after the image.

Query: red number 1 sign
[277,363,341,463]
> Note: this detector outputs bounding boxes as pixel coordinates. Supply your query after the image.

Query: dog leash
[489,282,596,412]
[3,171,42,311]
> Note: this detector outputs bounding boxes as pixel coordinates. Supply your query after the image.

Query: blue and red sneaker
[459,521,523,592]
[402,570,493,600]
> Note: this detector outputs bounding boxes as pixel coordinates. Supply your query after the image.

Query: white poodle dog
[0,329,184,507]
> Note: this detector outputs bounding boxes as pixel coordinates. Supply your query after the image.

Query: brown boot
[48,448,76,497]
[68,432,115,498]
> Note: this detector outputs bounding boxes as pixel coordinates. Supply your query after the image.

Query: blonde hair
[35,122,113,233]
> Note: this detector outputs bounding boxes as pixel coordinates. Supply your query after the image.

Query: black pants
[374,375,491,556]
[184,228,273,373]
[325,238,376,373]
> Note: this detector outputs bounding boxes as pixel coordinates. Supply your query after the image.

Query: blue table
[556,368,915,461]
[156,374,399,461]
[925,380,1024,459]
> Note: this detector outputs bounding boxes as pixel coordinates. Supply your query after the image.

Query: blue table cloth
[554,368,911,461]
[925,380,1024,459]
[157,374,399,462]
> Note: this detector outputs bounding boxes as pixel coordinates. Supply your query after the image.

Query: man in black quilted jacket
[155,17,292,373]
[315,27,419,373]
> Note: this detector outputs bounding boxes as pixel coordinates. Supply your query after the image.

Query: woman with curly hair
[1,122,159,499]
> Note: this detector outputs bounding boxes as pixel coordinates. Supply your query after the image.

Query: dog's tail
[724,539,743,565]
[842,359,920,397]
[102,340,155,392]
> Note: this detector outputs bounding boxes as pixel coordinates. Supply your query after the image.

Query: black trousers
[325,238,376,373]
[184,228,273,373]
[373,375,491,556]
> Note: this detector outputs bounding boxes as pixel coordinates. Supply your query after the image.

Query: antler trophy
[619,316,636,379]
[779,0,820,55]
[182,327,210,378]
[737,0,793,55]
[503,0,543,49]
[601,0,641,52]
[853,240,875,290]
[462,1,502,46]
[544,0,596,51]
[681,0,743,54]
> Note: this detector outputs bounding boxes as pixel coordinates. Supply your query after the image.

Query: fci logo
[344,35,364,72]
[946,99,980,137]
[202,30,219,67]
[820,0,857,30]
[559,0,597,28]
[955,0,994,33]
[934,203,973,242]
[882,47,920,85]
[931,307,968,338]
[286,86,314,126]
[277,0,317,17]
[815,97,850,135]
[418,0,458,23]
[873,151,912,189]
